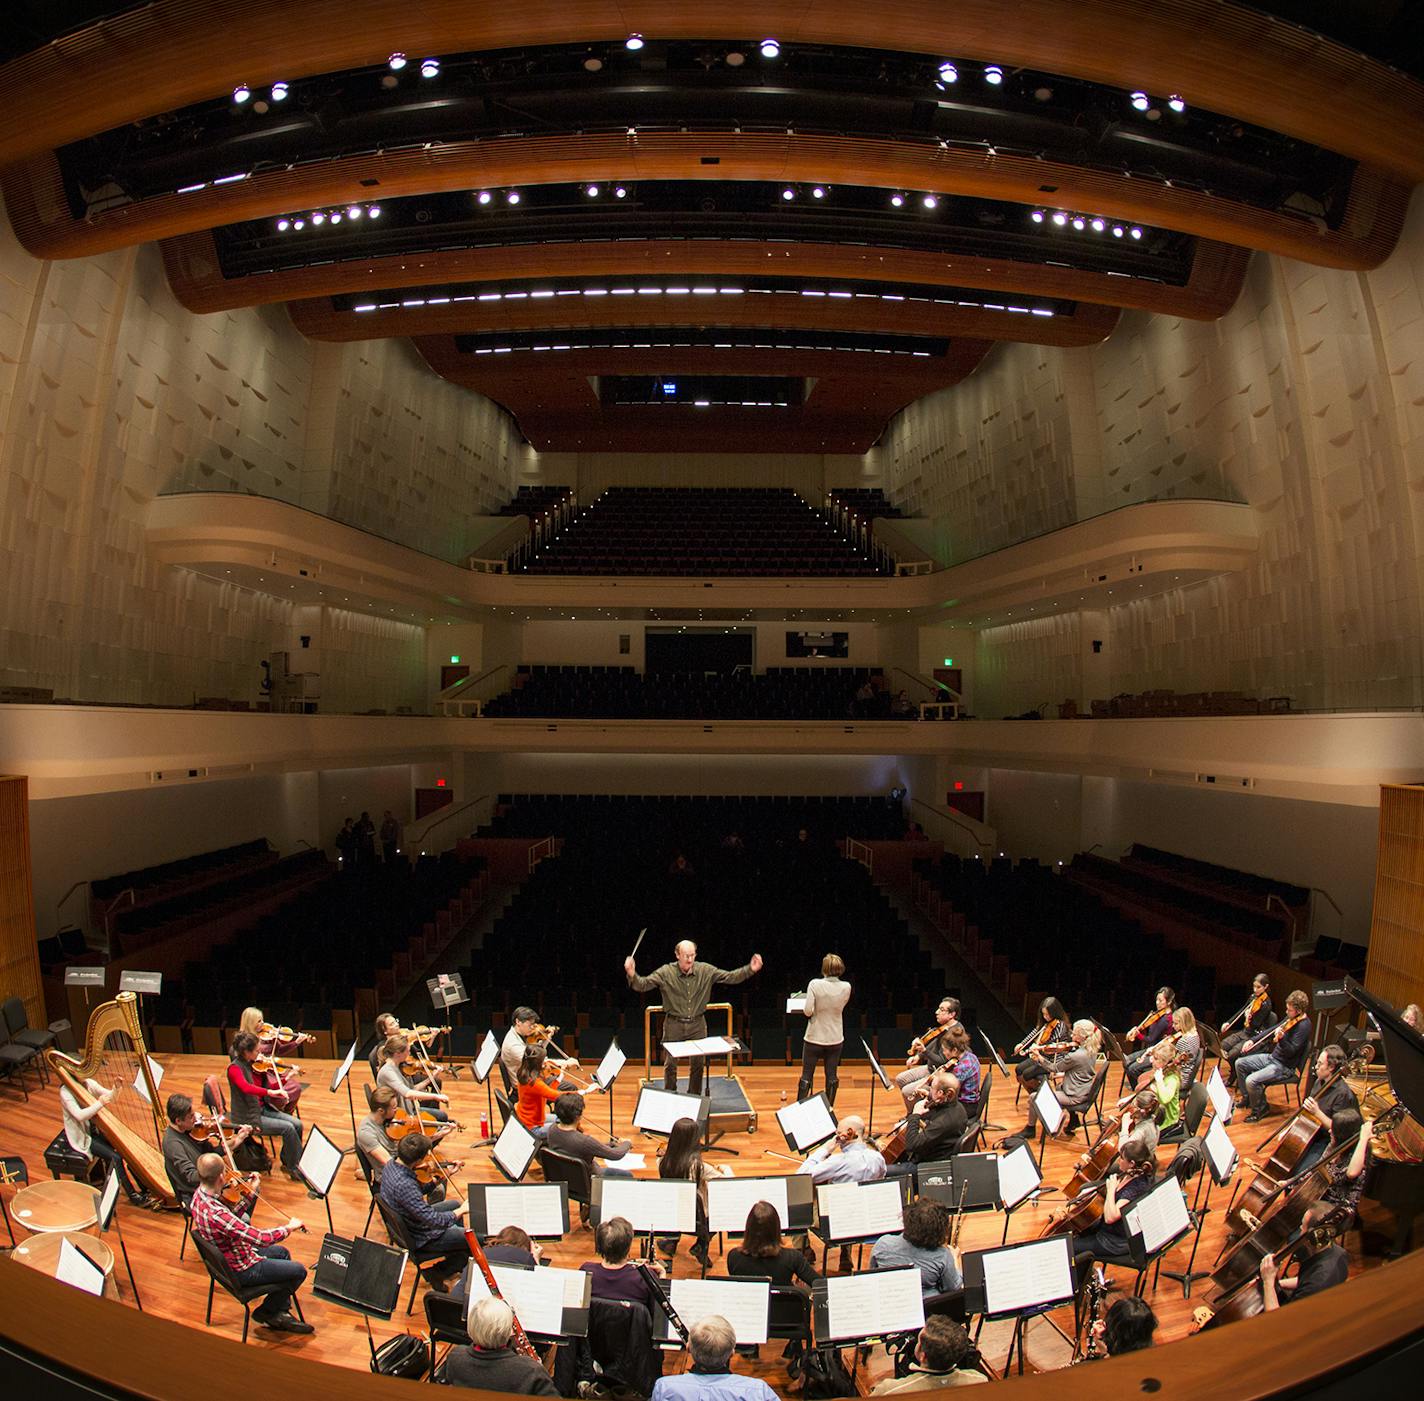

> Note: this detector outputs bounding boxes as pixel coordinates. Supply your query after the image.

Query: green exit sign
[450,654,461,664]
[943,657,954,666]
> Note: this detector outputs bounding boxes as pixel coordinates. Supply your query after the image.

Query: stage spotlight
[367,205,381,218]
[388,52,407,71]
[420,58,440,79]
[811,186,826,199]
[232,83,251,103]
[1091,217,1106,232]
[922,194,938,209]
[1051,211,1068,226]
[1168,93,1186,112]
[311,211,326,225]
[585,184,600,197]
[614,185,627,198]
[625,33,644,51]
[270,82,288,101]
[1112,224,1124,237]
[984,64,1003,85]
[1131,90,1150,111]
[276,218,290,231]
[507,190,522,204]
[1130,226,1143,239]
[760,38,781,59]
[292,218,305,230]
[938,61,958,84]
[476,190,492,205]
[890,193,905,208]
[329,212,342,224]
[782,187,796,200]
[1030,209,1045,223]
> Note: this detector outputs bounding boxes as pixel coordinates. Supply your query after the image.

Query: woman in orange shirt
[515,1045,563,1139]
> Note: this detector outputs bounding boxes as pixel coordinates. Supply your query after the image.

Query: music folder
[916,1152,1000,1212]
[313,1232,408,1319]
[774,1092,837,1153]
[962,1235,1076,1319]
[1124,1176,1194,1266]
[463,1260,591,1339]
[632,1084,710,1137]
[706,1173,815,1234]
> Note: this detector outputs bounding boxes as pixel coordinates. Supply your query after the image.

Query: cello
[1039,1159,1152,1239]
[1191,1223,1332,1332]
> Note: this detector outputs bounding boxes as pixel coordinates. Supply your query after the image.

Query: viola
[1126,1006,1172,1043]
[1013,1018,1064,1057]
[219,1165,260,1208]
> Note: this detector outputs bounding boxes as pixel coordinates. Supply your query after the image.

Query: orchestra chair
[362,1083,378,1113]
[1161,1082,1210,1146]
[375,1198,461,1315]
[888,1291,966,1376]
[352,1142,380,1236]
[495,1088,515,1128]
[537,1145,592,1227]
[767,1284,813,1369]
[0,1025,39,1100]
[1071,1059,1111,1139]
[424,1288,471,1379]
[193,1233,307,1343]
[2,998,55,1085]
[164,1162,195,1261]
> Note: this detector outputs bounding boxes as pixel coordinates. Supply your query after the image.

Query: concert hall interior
[3,2,1424,1396]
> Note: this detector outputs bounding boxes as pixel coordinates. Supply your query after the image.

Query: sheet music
[133,1054,164,1104]
[667,1277,771,1345]
[560,1268,593,1309]
[1032,1080,1064,1136]
[1127,1177,1192,1255]
[593,1041,627,1089]
[1206,1066,1234,1124]
[483,1185,566,1238]
[980,1237,1074,1315]
[633,1086,702,1135]
[493,1117,538,1180]
[55,1237,105,1297]
[996,1143,1042,1210]
[332,1038,359,1092]
[776,1094,836,1150]
[611,1153,648,1172]
[1205,1115,1238,1182]
[823,1269,923,1341]
[474,1030,500,1083]
[298,1126,344,1197]
[707,1175,791,1234]
[816,1180,903,1240]
[787,993,808,1015]
[492,1265,574,1336]
[98,1169,121,1230]
[662,1037,736,1057]
[599,1178,696,1232]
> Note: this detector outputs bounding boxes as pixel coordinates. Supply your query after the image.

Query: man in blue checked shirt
[378,1132,471,1286]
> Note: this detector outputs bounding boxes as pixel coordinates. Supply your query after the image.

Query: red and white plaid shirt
[190,1186,289,1273]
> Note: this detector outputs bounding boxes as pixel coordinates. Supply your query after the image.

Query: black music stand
[978,1032,1011,1134]
[297,1124,349,1236]
[313,1231,410,1367]
[99,1170,142,1310]
[1162,1129,1233,1298]
[591,1037,628,1144]
[861,1038,893,1136]
[962,1234,1078,1376]
[330,1039,361,1149]
[472,1029,502,1144]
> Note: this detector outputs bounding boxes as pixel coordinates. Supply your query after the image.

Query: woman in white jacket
[798,954,851,1104]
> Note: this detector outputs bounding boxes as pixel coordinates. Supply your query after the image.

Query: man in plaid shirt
[190,1152,314,1333]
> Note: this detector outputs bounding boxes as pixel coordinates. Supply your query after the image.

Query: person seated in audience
[546,1092,633,1175]
[1237,989,1312,1123]
[376,1033,451,1122]
[377,1133,470,1288]
[1005,1019,1101,1146]
[870,1199,962,1297]
[889,689,915,718]
[163,1091,255,1208]
[357,1085,455,1203]
[870,1317,986,1391]
[1094,1297,1158,1355]
[1122,988,1176,1083]
[1172,1008,1203,1089]
[895,998,960,1107]
[58,1074,152,1206]
[1260,1203,1350,1308]
[887,1072,967,1178]
[728,1201,820,1288]
[444,1297,559,1394]
[501,1007,578,1089]
[650,1316,779,1401]
[226,1032,309,1186]
[189,1151,313,1334]
[580,1216,664,1309]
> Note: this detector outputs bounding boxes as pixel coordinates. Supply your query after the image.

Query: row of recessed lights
[351,286,1055,316]
[275,204,381,231]
[470,340,933,356]
[1030,208,1144,239]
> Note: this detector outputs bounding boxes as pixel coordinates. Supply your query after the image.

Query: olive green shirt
[628,959,755,1021]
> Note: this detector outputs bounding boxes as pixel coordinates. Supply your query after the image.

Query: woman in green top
[1149,1039,1183,1140]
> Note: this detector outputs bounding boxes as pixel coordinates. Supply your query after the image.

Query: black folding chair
[537,1145,592,1227]
[193,1234,306,1342]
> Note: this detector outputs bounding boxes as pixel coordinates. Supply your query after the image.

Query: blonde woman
[238,1006,310,1110]
[1008,1019,1103,1145]
[1172,1007,1203,1089]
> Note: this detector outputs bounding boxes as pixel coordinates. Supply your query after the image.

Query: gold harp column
[0,775,44,1029]
[1364,784,1424,1011]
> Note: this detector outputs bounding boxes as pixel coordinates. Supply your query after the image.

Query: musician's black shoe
[257,1312,315,1335]
[1244,1108,1269,1123]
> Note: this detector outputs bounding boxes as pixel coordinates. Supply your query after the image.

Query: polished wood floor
[0,1054,1395,1387]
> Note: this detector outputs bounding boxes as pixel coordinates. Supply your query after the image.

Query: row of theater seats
[1088,689,1292,718]
[499,484,574,518]
[483,665,896,721]
[914,854,1227,1034]
[1124,843,1309,913]
[142,853,488,1057]
[513,487,891,577]
[91,837,272,902]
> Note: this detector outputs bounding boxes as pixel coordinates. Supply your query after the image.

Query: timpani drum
[10,1179,101,1236]
[12,1230,118,1298]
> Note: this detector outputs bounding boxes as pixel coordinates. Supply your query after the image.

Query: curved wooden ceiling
[1,1,1422,181]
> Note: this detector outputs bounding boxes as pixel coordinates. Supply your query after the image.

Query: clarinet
[951,1178,970,1248]
[463,1228,541,1360]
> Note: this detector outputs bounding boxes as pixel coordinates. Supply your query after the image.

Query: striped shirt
[190,1186,289,1273]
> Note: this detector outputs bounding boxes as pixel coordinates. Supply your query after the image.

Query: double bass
[1191,1223,1333,1332]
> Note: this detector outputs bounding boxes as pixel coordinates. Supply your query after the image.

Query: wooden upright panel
[0,776,44,1029]
[1365,784,1424,1011]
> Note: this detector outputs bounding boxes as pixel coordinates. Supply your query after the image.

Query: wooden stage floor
[1,1055,1394,1387]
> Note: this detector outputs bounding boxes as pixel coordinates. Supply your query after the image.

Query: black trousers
[662,1015,708,1095]
[798,1041,843,1103]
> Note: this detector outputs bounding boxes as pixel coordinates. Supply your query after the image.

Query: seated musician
[189,1151,314,1334]
[1285,1047,1360,1179]
[1122,988,1176,1084]
[870,1199,962,1297]
[444,1297,559,1395]
[1172,1008,1203,1089]
[486,1224,541,1267]
[1260,1203,1349,1309]
[1312,1110,1373,1230]
[729,1200,821,1288]
[942,1025,981,1117]
[239,1006,314,1056]
[1221,974,1276,1087]
[650,1316,779,1401]
[1236,989,1312,1122]
[357,1085,455,1204]
[1405,1003,1423,1032]
[869,1317,987,1392]
[1005,1020,1101,1146]
[798,1116,887,1185]
[1119,1090,1163,1157]
[1095,1297,1158,1356]
[546,1092,634,1175]
[377,1132,471,1288]
[228,1032,308,1185]
[895,998,960,1108]
[515,1044,563,1140]
[58,1075,152,1207]
[580,1216,665,1309]
[501,1006,577,1092]
[376,1034,451,1122]
[1063,1138,1157,1271]
[163,1092,255,1209]
[887,1072,967,1179]
[369,1013,401,1077]
[1014,997,1071,1091]
[1149,1041,1185,1143]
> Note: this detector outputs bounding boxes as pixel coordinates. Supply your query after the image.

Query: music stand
[472,1030,501,1141]
[462,1259,592,1342]
[995,1143,1046,1245]
[1169,1116,1238,1296]
[654,1276,772,1348]
[962,1234,1077,1376]
[330,1038,361,1147]
[706,1174,815,1241]
[591,1176,697,1260]
[811,1176,911,1272]
[1124,1175,1194,1296]
[298,1124,349,1236]
[491,1115,539,1183]
[917,1152,1000,1224]
[64,966,105,1020]
[99,1170,142,1310]
[632,1084,710,1139]
[313,1230,410,1366]
[1030,1080,1065,1171]
[468,1182,571,1240]
[774,1092,837,1154]
[861,1038,893,1136]
[811,1268,925,1383]
[591,1038,627,1145]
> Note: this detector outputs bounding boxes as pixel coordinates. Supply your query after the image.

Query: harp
[45,991,175,1204]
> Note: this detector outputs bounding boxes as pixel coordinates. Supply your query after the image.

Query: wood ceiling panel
[164,232,1249,321]
[0,2,1421,180]
[287,292,1121,347]
[7,132,1406,271]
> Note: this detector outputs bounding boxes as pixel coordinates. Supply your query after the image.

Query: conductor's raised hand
[624,955,636,976]
[750,953,764,973]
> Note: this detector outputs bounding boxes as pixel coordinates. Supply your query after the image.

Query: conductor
[626,939,764,1095]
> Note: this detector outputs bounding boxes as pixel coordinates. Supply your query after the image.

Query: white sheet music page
[787,993,808,1015]
[817,1180,903,1239]
[981,1237,1074,1316]
[996,1143,1042,1210]
[1206,1066,1234,1124]
[661,1036,736,1057]
[55,1237,105,1297]
[707,1175,791,1234]
[1126,1177,1192,1255]
[594,1041,627,1089]
[599,1178,696,1233]
[474,1030,500,1082]
[493,1117,537,1180]
[667,1277,771,1344]
[1032,1079,1064,1136]
[1205,1115,1238,1182]
[633,1086,701,1135]
[823,1269,924,1341]
[298,1127,344,1196]
[776,1095,835,1150]
[491,1265,567,1336]
[484,1184,566,1237]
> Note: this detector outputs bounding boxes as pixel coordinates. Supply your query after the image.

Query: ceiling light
[585,184,600,197]
[366,204,381,218]
[388,53,407,71]
[1071,216,1086,230]
[270,81,288,101]
[890,193,905,208]
[311,211,326,225]
[476,190,492,205]
[420,57,440,79]
[507,190,521,204]
[292,218,305,230]
[1033,85,1054,102]
[232,83,251,103]
[1091,217,1106,231]
[938,61,958,84]
[1130,226,1143,239]
[1168,93,1187,113]
[329,212,342,224]
[725,50,746,67]
[811,186,826,199]
[1051,211,1068,226]
[1131,90,1150,111]
[625,33,644,51]
[781,187,795,200]
[984,65,1003,85]
[1030,209,1044,223]
[1112,224,1124,237]
[276,218,290,231]
[922,194,938,209]
[614,186,627,198]
[346,205,362,218]
[760,38,781,59]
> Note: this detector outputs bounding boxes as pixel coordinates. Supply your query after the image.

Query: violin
[1238,1012,1306,1060]
[252,1053,300,1078]
[526,1023,560,1045]
[1222,991,1270,1035]
[1013,1019,1064,1057]
[390,1105,464,1137]
[187,1111,236,1145]
[258,1021,314,1047]
[219,1165,260,1208]
[1126,1006,1172,1043]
